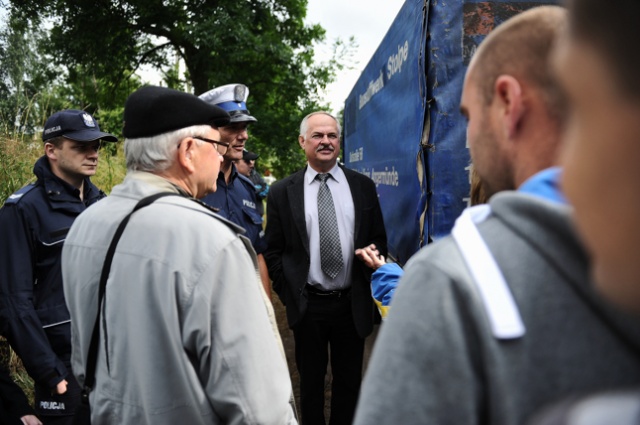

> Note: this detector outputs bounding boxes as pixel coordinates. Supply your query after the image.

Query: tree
[9,0,349,176]
[0,8,60,137]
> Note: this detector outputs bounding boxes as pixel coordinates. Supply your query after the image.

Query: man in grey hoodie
[353,6,640,425]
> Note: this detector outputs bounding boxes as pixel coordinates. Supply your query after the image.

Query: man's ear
[44,142,57,160]
[494,75,524,139]
[177,137,197,174]
[298,135,305,149]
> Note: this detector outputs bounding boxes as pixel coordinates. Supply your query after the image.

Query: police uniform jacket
[0,155,105,389]
[201,164,266,253]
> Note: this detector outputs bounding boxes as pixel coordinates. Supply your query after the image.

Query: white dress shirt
[304,163,355,290]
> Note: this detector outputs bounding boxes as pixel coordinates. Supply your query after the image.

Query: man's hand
[54,379,68,395]
[21,414,43,425]
[355,244,386,270]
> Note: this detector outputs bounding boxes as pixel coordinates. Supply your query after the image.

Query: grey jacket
[354,192,640,425]
[62,172,296,425]
[528,389,640,425]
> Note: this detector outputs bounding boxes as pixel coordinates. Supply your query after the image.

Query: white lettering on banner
[349,147,364,163]
[355,167,400,187]
[243,199,256,209]
[387,40,409,80]
[358,70,385,110]
[371,166,400,187]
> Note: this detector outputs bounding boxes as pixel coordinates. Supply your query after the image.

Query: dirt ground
[271,292,380,423]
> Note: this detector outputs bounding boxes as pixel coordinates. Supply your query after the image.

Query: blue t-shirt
[518,167,567,205]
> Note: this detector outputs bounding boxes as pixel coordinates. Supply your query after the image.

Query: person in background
[233,149,256,178]
[353,6,640,425]
[528,0,640,423]
[199,84,271,298]
[62,86,296,424]
[234,149,269,217]
[0,109,116,424]
[265,111,387,425]
[247,152,269,217]
[263,169,276,185]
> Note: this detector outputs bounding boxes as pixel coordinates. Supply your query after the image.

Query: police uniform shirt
[200,164,266,254]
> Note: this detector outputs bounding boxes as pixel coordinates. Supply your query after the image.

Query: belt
[306,284,351,298]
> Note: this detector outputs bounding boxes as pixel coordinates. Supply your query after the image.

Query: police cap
[199,84,257,124]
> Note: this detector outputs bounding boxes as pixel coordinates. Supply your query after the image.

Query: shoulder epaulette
[237,173,256,188]
[4,183,37,205]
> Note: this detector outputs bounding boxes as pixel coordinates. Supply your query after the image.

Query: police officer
[234,149,269,217]
[199,84,271,298]
[0,109,116,424]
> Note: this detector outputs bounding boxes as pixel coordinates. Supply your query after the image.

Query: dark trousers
[35,324,81,425]
[293,291,365,425]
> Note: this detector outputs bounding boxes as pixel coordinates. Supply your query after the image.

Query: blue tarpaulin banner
[344,0,427,265]
[344,0,559,265]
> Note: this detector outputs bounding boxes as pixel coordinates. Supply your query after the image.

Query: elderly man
[353,6,640,425]
[0,109,116,424]
[199,84,271,297]
[62,86,296,424]
[265,111,387,425]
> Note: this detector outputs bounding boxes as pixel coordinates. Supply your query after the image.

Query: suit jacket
[265,165,387,338]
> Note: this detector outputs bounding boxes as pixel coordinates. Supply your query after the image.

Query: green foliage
[0,135,40,203]
[0,8,142,146]
[0,10,59,137]
[7,0,354,177]
[92,143,128,194]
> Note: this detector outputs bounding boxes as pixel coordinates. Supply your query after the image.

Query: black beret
[123,86,230,138]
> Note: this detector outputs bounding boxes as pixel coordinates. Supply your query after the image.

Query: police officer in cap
[199,84,271,298]
[0,109,116,424]
[234,149,269,217]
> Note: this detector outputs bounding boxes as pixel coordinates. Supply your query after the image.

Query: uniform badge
[82,113,96,127]
[234,85,247,103]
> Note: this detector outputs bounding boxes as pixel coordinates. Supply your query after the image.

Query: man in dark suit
[265,111,387,425]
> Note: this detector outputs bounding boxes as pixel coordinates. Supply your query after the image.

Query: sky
[304,0,406,113]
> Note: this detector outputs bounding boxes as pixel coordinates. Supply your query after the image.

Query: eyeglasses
[193,136,230,155]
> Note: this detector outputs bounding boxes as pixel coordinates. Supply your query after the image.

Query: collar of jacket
[33,155,104,209]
